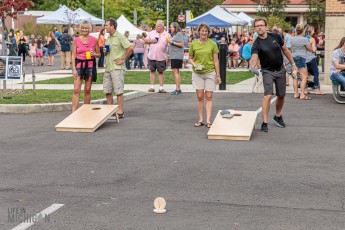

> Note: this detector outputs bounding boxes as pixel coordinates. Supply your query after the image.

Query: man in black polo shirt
[249,18,297,132]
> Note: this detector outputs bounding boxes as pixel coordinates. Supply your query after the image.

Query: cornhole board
[55,104,118,132]
[207,110,257,141]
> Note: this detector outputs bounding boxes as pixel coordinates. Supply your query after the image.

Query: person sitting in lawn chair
[228,40,239,69]
[330,37,345,91]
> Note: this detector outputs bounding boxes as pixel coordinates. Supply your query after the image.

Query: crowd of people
[2,27,74,67]
[2,18,344,131]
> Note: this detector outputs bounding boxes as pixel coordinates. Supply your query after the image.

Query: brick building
[324,0,345,84]
[220,0,310,26]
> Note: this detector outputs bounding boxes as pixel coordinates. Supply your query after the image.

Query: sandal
[206,123,212,128]
[299,96,312,100]
[117,112,125,119]
[315,91,326,95]
[194,122,205,127]
[294,94,300,99]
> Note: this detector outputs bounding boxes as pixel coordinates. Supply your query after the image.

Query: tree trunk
[1,18,7,89]
[1,18,7,56]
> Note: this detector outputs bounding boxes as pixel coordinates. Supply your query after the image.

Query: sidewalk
[1,66,333,94]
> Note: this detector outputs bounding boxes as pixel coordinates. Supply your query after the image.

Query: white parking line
[256,96,277,114]
[11,203,64,230]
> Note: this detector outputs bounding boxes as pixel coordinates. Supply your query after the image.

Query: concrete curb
[0,91,148,114]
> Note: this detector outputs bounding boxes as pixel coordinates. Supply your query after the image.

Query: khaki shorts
[192,71,216,91]
[103,70,124,95]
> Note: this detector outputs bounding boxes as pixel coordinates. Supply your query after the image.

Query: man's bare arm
[281,45,298,72]
[249,53,258,71]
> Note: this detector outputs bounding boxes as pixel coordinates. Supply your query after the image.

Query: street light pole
[101,0,104,25]
[166,0,169,31]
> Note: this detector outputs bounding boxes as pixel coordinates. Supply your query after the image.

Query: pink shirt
[133,39,145,54]
[147,30,171,61]
[74,36,97,68]
[29,44,36,55]
[228,43,240,58]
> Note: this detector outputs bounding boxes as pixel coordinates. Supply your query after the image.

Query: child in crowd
[36,36,43,66]
[29,38,37,66]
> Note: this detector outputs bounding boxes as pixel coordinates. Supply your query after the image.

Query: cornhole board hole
[207,110,257,141]
[55,104,118,132]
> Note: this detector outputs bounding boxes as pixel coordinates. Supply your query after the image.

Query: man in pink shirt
[144,20,171,93]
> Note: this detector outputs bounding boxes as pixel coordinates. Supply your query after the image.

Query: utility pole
[166,0,169,31]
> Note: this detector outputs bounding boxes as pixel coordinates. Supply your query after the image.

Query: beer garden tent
[187,5,248,27]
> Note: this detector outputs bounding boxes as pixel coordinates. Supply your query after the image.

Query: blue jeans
[133,53,143,69]
[126,57,131,70]
[330,72,345,89]
[43,47,48,57]
[307,57,319,88]
[98,47,104,67]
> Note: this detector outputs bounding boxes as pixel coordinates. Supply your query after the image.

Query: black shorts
[148,59,166,73]
[262,68,286,97]
[171,59,183,69]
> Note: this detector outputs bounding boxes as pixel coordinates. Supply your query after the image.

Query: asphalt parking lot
[0,92,345,230]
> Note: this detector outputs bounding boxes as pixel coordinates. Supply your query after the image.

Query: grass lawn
[0,90,131,104]
[31,71,253,85]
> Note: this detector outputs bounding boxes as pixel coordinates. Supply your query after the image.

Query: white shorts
[192,71,216,91]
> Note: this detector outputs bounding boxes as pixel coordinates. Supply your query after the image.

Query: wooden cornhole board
[55,104,118,132]
[207,110,257,141]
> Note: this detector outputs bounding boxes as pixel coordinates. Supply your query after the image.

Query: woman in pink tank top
[71,21,101,112]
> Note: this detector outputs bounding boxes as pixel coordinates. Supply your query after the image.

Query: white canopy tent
[37,5,104,25]
[116,15,144,40]
[90,15,144,41]
[74,8,104,25]
[36,5,75,25]
[189,5,247,27]
[236,12,254,26]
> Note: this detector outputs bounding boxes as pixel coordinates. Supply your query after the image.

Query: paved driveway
[0,93,344,230]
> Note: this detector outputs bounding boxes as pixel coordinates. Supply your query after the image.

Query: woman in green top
[188,23,221,128]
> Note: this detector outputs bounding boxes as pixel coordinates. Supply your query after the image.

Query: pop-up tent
[90,15,144,41]
[186,14,231,27]
[37,5,75,24]
[37,5,104,25]
[74,8,104,25]
[116,15,145,40]
[187,5,247,27]
[236,12,254,26]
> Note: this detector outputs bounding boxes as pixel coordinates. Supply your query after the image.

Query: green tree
[33,0,59,11]
[83,0,102,18]
[252,0,289,18]
[303,0,325,32]
[142,0,166,26]
[266,13,291,31]
[102,0,145,25]
[168,0,223,27]
[33,0,85,11]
